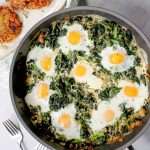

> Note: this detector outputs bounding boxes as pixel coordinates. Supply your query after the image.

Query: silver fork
[2,119,25,150]
[36,144,48,150]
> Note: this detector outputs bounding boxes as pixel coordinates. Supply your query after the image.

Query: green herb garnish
[99,86,121,100]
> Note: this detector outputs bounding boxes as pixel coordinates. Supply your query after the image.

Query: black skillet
[10,7,150,150]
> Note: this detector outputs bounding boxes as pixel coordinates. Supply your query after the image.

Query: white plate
[0,0,66,60]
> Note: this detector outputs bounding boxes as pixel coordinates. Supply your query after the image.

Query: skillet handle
[78,0,87,6]
[127,145,134,150]
[65,0,72,8]
[65,0,79,8]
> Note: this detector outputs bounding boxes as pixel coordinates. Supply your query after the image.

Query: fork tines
[3,119,19,136]
[37,144,48,150]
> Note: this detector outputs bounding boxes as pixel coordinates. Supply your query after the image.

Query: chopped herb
[90,132,106,145]
[49,93,72,111]
[113,67,141,84]
[119,103,134,118]
[55,51,78,73]
[134,56,141,66]
[49,76,77,111]
[124,68,140,84]
[45,22,66,48]
[26,60,45,92]
[140,74,147,86]
[99,86,121,100]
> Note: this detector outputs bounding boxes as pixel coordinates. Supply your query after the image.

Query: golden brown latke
[9,0,52,9]
[0,6,22,43]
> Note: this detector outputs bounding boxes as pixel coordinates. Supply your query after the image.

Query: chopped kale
[119,103,134,118]
[45,22,66,48]
[90,20,135,54]
[99,86,121,100]
[80,123,91,139]
[75,92,97,121]
[140,74,147,86]
[49,76,77,111]
[88,49,102,64]
[49,93,71,111]
[91,24,105,40]
[124,68,140,84]
[69,16,83,24]
[27,60,45,79]
[113,67,141,84]
[26,60,45,92]
[55,51,78,73]
[113,72,123,80]
[134,56,141,66]
[90,132,107,145]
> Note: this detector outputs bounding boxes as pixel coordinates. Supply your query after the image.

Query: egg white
[25,79,54,112]
[86,75,103,90]
[89,101,122,132]
[71,61,103,90]
[27,46,56,76]
[51,103,80,139]
[100,45,135,73]
[71,61,93,83]
[116,80,149,112]
[58,23,93,54]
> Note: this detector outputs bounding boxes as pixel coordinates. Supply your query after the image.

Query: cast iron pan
[10,7,150,150]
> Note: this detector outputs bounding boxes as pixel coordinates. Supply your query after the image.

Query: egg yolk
[58,113,71,128]
[68,31,81,45]
[38,83,49,99]
[40,56,52,71]
[103,109,115,122]
[109,52,125,64]
[74,64,87,77]
[124,86,138,97]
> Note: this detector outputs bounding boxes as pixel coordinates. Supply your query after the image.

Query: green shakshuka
[24,15,150,149]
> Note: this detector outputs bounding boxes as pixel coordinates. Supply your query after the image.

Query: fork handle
[18,141,26,150]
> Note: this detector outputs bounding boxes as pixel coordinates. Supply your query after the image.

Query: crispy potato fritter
[0,6,22,43]
[9,0,52,9]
